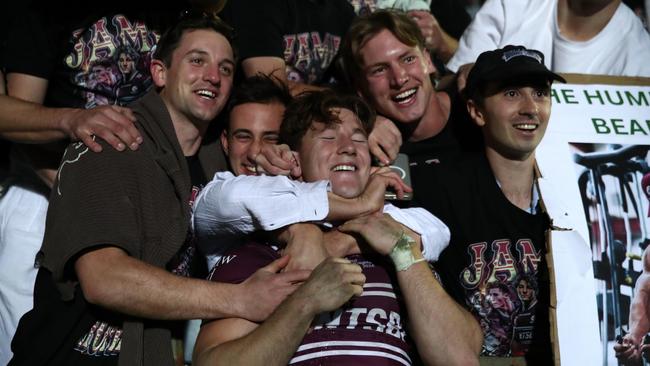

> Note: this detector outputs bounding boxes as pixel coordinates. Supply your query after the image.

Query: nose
[389,64,408,88]
[246,138,264,162]
[204,65,222,87]
[337,134,356,155]
[519,93,539,117]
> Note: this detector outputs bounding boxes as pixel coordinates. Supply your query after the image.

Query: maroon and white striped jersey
[208,243,414,365]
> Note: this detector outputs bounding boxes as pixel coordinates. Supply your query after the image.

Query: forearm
[76,247,241,320]
[196,296,314,366]
[397,248,481,365]
[436,30,459,63]
[629,286,650,341]
[194,174,328,240]
[0,95,70,142]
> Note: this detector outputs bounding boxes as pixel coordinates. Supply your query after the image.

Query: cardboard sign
[537,80,650,366]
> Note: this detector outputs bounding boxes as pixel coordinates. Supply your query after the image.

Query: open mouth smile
[391,88,417,105]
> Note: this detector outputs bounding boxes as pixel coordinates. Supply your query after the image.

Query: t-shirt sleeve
[446,0,506,72]
[221,0,288,61]
[41,140,149,282]
[2,11,58,78]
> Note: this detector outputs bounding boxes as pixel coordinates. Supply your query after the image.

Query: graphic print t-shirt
[4,9,162,110]
[412,153,552,362]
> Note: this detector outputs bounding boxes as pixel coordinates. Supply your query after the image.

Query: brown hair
[339,9,425,88]
[280,90,375,150]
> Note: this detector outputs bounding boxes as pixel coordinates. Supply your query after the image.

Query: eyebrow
[352,127,368,138]
[186,49,235,66]
[365,50,413,70]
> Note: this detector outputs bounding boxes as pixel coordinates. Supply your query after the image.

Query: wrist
[389,232,425,271]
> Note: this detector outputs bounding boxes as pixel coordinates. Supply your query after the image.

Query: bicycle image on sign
[571,143,650,366]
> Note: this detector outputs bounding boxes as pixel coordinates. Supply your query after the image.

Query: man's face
[222,102,285,176]
[488,287,513,311]
[357,29,435,125]
[517,279,534,302]
[156,29,234,125]
[119,53,135,74]
[298,108,371,198]
[470,82,551,160]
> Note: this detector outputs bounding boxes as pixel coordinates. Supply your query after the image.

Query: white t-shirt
[447,0,650,77]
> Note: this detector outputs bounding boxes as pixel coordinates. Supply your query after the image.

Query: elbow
[74,247,126,306]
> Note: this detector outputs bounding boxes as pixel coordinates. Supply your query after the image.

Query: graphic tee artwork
[62,14,158,109]
[209,243,415,365]
[412,154,551,360]
[221,0,355,85]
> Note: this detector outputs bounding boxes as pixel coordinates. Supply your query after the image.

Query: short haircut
[225,74,292,130]
[280,90,376,150]
[153,13,236,67]
[339,10,425,87]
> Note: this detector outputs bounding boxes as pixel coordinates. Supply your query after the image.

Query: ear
[422,49,435,75]
[467,99,486,127]
[150,59,167,88]
[220,129,229,156]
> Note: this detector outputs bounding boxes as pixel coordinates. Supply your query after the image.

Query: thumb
[261,254,291,273]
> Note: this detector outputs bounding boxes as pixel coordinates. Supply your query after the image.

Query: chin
[332,185,363,199]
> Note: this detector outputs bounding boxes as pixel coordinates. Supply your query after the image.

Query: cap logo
[502,49,542,63]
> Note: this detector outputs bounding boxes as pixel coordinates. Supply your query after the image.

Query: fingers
[261,254,291,273]
[372,167,412,198]
[456,63,474,92]
[368,117,402,166]
[253,144,298,176]
[69,106,141,152]
[275,269,311,284]
[80,134,103,153]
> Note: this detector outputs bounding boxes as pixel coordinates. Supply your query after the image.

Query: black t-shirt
[411,153,552,364]
[221,0,355,85]
[399,85,482,170]
[2,1,182,109]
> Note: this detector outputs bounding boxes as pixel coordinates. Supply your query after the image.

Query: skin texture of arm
[339,214,483,365]
[1,72,141,152]
[75,246,310,322]
[193,257,365,366]
[615,264,650,362]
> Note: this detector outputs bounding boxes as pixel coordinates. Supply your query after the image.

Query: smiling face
[357,29,435,125]
[469,81,551,160]
[297,108,371,199]
[153,29,234,126]
[222,102,285,176]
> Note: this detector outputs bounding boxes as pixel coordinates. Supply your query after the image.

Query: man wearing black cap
[412,45,565,364]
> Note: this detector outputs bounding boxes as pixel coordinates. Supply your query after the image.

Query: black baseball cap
[464,45,566,99]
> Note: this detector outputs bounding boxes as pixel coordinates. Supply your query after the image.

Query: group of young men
[0,5,571,366]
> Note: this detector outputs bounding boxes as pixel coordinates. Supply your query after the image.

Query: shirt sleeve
[193,172,329,263]
[446,0,505,72]
[383,204,450,262]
